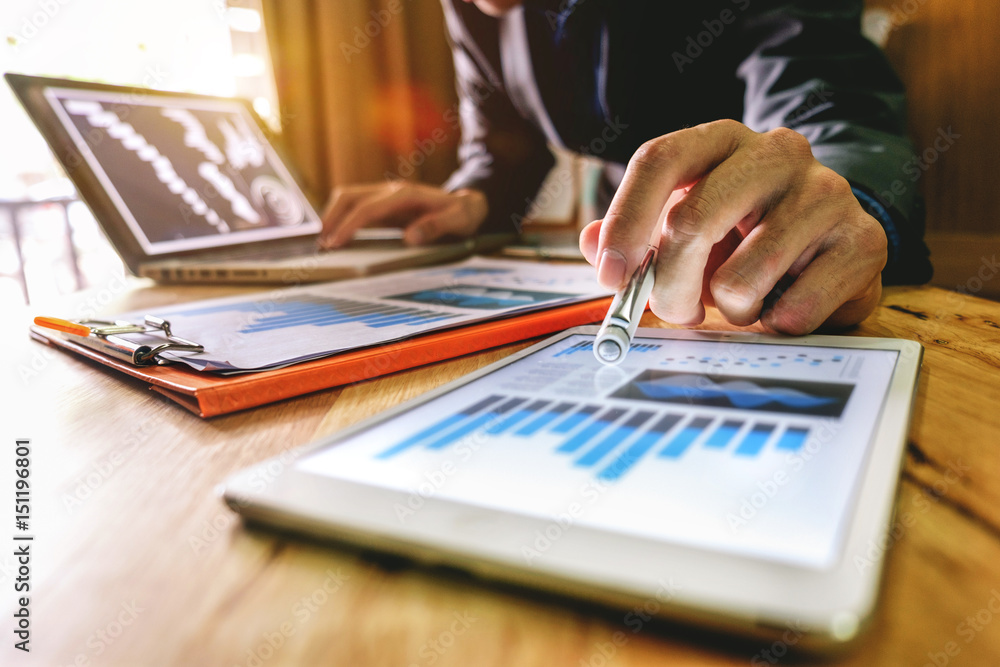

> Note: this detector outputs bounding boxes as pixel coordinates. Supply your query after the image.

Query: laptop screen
[43,86,322,255]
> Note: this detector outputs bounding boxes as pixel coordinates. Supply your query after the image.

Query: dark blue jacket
[440,0,932,284]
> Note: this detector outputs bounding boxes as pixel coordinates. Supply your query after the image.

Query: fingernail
[406,228,423,245]
[597,249,626,289]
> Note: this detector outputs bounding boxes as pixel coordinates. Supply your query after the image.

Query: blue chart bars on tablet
[553,340,662,358]
[375,391,821,482]
[173,295,458,332]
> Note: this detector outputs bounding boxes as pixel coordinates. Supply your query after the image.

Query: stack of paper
[117,257,610,373]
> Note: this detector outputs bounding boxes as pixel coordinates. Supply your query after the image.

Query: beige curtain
[261,0,459,206]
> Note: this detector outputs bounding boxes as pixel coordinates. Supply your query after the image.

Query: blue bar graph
[735,423,777,456]
[597,413,682,481]
[576,411,655,466]
[425,397,527,450]
[176,295,457,333]
[376,395,503,459]
[556,408,628,454]
[705,419,744,449]
[514,402,575,436]
[551,406,602,434]
[660,417,713,458]
[776,426,810,451]
[553,340,595,358]
[553,340,662,358]
[373,392,819,482]
[486,400,550,435]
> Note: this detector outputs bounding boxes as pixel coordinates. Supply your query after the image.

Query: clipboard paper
[29,298,611,418]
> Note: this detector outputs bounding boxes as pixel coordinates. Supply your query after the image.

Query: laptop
[6,73,509,284]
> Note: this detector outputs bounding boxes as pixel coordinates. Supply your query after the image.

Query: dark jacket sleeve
[736,1,932,284]
[439,0,555,234]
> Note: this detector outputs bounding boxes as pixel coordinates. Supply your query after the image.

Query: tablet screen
[297,333,900,570]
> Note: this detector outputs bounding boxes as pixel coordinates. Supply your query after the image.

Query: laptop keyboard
[184,238,324,263]
[184,236,407,264]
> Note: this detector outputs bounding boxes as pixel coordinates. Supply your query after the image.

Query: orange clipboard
[29,297,612,418]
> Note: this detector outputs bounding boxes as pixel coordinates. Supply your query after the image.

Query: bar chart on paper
[170,294,459,332]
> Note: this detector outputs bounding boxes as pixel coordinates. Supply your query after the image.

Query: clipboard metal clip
[34,315,204,366]
[130,315,204,365]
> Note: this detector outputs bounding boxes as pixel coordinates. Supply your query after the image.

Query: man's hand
[579,120,887,335]
[319,182,488,248]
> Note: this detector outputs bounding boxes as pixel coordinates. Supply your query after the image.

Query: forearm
[443,133,555,234]
[440,0,555,235]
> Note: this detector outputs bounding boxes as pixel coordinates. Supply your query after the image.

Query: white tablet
[221,327,922,650]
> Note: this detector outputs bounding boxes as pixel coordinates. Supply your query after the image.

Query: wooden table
[3,281,1000,666]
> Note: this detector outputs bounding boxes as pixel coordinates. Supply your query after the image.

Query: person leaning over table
[319,0,933,335]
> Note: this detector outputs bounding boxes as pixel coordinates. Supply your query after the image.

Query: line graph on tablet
[612,370,853,417]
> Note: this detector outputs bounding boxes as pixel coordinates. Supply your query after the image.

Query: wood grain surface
[2,281,999,667]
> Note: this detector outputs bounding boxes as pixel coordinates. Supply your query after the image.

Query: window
[1,0,276,304]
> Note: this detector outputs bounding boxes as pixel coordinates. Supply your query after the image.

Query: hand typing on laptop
[318,182,488,249]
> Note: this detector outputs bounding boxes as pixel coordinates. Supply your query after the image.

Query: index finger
[319,185,378,247]
[597,120,745,289]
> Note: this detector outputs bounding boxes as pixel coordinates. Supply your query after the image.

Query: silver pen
[593,246,657,365]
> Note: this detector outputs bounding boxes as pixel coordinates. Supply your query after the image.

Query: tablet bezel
[221,326,922,650]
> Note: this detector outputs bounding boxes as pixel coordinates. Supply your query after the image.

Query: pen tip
[596,339,622,363]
